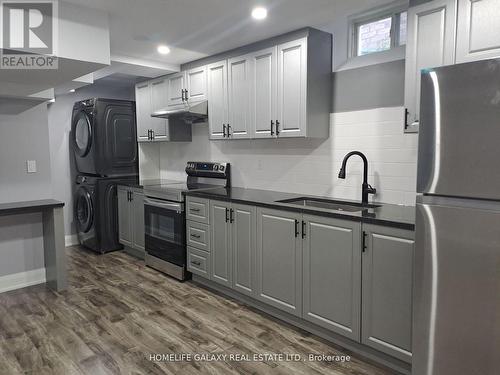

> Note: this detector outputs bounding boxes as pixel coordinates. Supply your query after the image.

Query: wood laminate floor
[0,246,397,375]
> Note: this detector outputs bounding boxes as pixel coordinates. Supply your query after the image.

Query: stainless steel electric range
[143,161,230,280]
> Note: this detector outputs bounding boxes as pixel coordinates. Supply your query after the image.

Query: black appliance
[75,175,138,253]
[71,98,138,177]
[143,161,230,280]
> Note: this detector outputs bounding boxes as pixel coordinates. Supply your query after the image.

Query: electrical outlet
[26,160,37,173]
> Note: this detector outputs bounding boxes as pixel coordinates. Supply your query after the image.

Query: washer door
[75,187,94,233]
[72,111,92,157]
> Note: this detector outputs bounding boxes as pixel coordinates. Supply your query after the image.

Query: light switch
[26,160,37,173]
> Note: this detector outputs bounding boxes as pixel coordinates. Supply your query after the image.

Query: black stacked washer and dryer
[71,98,139,253]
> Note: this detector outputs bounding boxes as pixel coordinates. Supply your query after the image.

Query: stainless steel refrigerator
[414,59,500,375]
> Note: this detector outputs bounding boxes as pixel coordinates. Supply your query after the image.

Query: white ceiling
[63,0,394,67]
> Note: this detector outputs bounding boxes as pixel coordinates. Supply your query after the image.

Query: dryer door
[75,186,94,233]
[72,111,93,157]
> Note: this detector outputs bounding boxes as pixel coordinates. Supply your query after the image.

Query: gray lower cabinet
[117,186,145,257]
[361,224,415,363]
[256,207,302,317]
[231,203,256,297]
[118,187,133,247]
[302,215,361,341]
[210,200,232,287]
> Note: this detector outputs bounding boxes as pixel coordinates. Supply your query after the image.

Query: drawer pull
[191,260,202,266]
[190,208,201,212]
[190,233,201,239]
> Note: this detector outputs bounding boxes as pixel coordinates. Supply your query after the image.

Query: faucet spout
[338,151,376,204]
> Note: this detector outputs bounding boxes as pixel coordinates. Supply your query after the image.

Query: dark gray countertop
[185,187,415,230]
[0,199,65,216]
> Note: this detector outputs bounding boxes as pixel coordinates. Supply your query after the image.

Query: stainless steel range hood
[151,100,208,124]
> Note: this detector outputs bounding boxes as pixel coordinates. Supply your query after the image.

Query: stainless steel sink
[276,197,380,212]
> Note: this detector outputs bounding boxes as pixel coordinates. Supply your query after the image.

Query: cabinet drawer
[187,221,210,252]
[187,247,211,278]
[186,197,210,224]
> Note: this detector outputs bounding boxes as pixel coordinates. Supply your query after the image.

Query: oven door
[144,197,186,267]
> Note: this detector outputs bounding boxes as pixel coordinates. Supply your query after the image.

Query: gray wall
[47,79,135,238]
[0,104,52,277]
[332,59,405,112]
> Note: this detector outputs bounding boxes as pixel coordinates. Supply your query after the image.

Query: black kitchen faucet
[338,151,376,205]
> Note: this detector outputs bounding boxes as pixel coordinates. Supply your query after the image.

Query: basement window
[352,8,408,57]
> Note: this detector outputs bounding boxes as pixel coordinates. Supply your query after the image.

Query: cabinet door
[185,66,207,103]
[251,47,277,139]
[256,208,302,317]
[231,204,256,297]
[277,38,307,138]
[227,55,252,139]
[150,78,168,140]
[131,190,145,252]
[456,0,500,63]
[302,215,361,341]
[210,200,232,287]
[167,72,185,108]
[207,60,228,140]
[404,0,456,131]
[117,187,132,247]
[135,82,152,142]
[362,224,414,363]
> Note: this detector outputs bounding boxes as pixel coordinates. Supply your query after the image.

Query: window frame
[349,2,408,58]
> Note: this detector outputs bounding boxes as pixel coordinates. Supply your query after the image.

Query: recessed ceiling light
[69,89,75,93]
[251,6,267,20]
[157,45,171,55]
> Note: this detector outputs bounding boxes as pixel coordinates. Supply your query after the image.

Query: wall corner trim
[0,268,46,294]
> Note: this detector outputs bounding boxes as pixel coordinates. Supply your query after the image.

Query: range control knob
[213,164,219,171]
[219,165,225,172]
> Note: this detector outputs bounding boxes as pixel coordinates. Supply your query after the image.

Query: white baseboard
[0,268,46,293]
[65,234,79,247]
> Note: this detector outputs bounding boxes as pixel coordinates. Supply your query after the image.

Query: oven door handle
[144,198,184,213]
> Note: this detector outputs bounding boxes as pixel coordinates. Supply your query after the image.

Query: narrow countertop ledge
[0,199,65,215]
[185,187,415,230]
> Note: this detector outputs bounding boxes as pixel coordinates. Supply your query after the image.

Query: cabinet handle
[130,191,133,201]
[127,191,130,201]
[185,89,188,101]
[294,219,299,237]
[222,124,226,137]
[190,208,200,212]
[227,124,231,137]
[147,129,151,140]
[191,260,201,266]
[181,89,185,102]
[152,130,155,140]
[230,208,234,223]
[270,120,274,135]
[190,233,201,239]
[301,220,306,239]
[276,120,280,136]
[225,208,229,223]
[362,231,367,253]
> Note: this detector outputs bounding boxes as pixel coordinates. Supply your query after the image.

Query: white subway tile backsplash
[159,107,418,206]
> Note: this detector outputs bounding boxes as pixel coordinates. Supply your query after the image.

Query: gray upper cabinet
[207,60,229,140]
[231,204,256,297]
[456,0,500,63]
[302,215,361,341]
[276,38,307,138]
[227,55,252,139]
[135,81,172,142]
[118,186,145,256]
[185,66,208,103]
[361,224,415,363]
[256,207,302,317]
[210,200,232,287]
[166,72,185,108]
[251,46,277,139]
[404,0,456,132]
